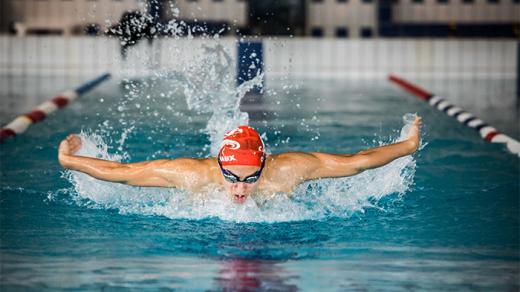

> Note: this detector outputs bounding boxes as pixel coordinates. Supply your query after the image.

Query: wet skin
[59,117,423,204]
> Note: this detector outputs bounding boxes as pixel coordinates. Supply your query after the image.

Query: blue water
[0,75,519,290]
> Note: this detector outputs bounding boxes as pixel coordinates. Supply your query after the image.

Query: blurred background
[1,0,518,38]
[0,0,518,136]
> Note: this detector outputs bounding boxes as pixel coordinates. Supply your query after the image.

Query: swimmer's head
[218,126,265,204]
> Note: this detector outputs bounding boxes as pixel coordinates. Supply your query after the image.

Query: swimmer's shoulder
[160,157,216,166]
[267,152,319,167]
[262,152,318,190]
[196,157,223,184]
[172,157,220,176]
[157,157,221,190]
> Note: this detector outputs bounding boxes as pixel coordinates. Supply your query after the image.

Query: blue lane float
[75,73,111,95]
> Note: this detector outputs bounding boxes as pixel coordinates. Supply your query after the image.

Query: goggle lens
[218,157,265,184]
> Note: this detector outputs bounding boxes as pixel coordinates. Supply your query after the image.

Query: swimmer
[58,117,422,204]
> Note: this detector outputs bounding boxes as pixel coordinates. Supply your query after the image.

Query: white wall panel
[0,36,516,81]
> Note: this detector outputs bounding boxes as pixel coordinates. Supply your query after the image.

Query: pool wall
[0,36,517,80]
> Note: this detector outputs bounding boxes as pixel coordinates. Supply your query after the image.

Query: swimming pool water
[1,76,519,290]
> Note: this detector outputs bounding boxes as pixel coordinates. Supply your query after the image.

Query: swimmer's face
[220,165,261,204]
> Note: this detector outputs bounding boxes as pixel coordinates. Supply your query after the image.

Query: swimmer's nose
[232,182,247,191]
[235,194,246,199]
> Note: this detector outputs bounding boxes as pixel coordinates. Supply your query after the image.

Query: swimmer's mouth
[233,194,247,204]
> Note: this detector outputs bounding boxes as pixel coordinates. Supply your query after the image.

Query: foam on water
[63,115,417,223]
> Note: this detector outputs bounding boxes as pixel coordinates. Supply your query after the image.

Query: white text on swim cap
[219,155,237,162]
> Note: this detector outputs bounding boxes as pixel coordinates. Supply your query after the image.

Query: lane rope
[0,73,111,142]
[389,74,520,157]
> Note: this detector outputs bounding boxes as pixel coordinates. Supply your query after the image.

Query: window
[336,27,349,37]
[360,27,373,37]
[311,27,324,37]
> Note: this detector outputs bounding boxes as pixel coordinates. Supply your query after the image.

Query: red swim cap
[218,126,265,167]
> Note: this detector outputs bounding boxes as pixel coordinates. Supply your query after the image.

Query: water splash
[108,33,263,157]
[63,115,418,223]
[62,4,417,222]
[175,44,263,155]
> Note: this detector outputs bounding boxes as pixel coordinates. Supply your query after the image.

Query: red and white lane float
[389,74,520,157]
[0,73,110,143]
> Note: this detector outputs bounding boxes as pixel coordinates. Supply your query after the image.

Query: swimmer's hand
[58,134,82,157]
[406,116,422,153]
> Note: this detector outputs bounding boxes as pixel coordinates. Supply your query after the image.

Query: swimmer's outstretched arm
[58,134,210,189]
[291,116,422,181]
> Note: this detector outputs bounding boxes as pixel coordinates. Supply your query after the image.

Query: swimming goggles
[217,156,265,184]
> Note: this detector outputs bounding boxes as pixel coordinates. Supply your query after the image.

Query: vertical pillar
[517,42,520,99]
[377,0,394,37]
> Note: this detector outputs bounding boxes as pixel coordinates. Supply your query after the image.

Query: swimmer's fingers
[64,134,82,154]
[66,134,78,141]
[413,116,422,131]
[69,135,82,154]
[58,139,70,155]
[413,116,422,127]
[405,117,422,150]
